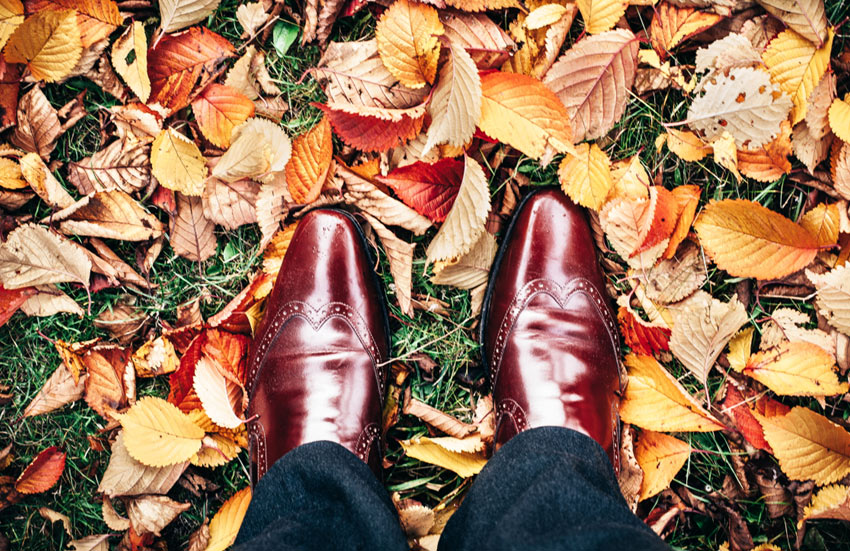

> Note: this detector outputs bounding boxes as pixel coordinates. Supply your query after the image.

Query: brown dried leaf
[170,193,217,262]
[10,86,61,159]
[125,495,190,536]
[23,363,85,418]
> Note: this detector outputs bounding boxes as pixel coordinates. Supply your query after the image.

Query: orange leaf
[634,186,677,255]
[662,184,701,258]
[27,0,123,47]
[202,328,250,384]
[313,101,425,153]
[650,2,722,59]
[0,284,35,328]
[693,199,820,280]
[15,446,65,494]
[635,431,691,501]
[168,334,204,412]
[617,306,671,356]
[723,383,789,453]
[148,27,234,112]
[737,120,792,183]
[285,116,333,204]
[191,83,254,148]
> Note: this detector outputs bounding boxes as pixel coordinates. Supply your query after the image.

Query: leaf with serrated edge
[635,431,691,501]
[619,354,724,432]
[425,155,490,264]
[744,341,847,396]
[4,9,82,82]
[362,214,414,316]
[126,495,190,536]
[114,396,205,467]
[401,436,487,477]
[68,139,151,194]
[543,29,638,143]
[576,0,627,34]
[693,199,819,280]
[0,224,91,289]
[757,406,850,485]
[830,97,850,144]
[286,116,333,204]
[98,431,187,497]
[339,164,432,235]
[431,232,497,290]
[193,356,244,429]
[206,487,252,551]
[800,203,840,247]
[46,189,164,241]
[0,0,23,50]
[440,11,515,70]
[807,265,850,334]
[111,21,149,102]
[376,158,462,223]
[801,485,850,527]
[203,178,258,230]
[15,446,65,494]
[23,363,85,417]
[171,193,217,262]
[10,86,61,158]
[191,84,255,148]
[650,3,722,58]
[151,128,206,196]
[558,143,614,210]
[159,0,221,33]
[375,0,444,88]
[755,0,827,47]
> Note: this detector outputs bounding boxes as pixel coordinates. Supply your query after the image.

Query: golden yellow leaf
[693,199,820,279]
[757,406,850,485]
[558,143,614,211]
[401,435,488,477]
[800,485,850,527]
[111,21,150,102]
[727,327,754,373]
[635,430,691,501]
[744,341,847,396]
[0,157,26,190]
[131,335,178,377]
[800,203,840,247]
[619,354,724,432]
[375,0,444,88]
[0,0,23,50]
[762,28,833,125]
[187,409,247,467]
[737,120,793,183]
[285,116,333,205]
[478,71,573,160]
[829,96,850,144]
[4,9,82,82]
[607,155,649,202]
[711,131,741,182]
[577,0,627,34]
[262,222,298,278]
[664,128,711,162]
[206,487,252,551]
[151,128,207,196]
[114,396,205,467]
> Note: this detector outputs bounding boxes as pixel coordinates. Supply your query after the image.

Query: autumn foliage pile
[1,0,850,548]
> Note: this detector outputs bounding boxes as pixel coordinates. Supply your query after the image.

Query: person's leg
[233,441,408,551]
[439,427,668,551]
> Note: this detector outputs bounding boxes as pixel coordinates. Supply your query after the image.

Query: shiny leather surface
[246,209,389,484]
[482,189,622,470]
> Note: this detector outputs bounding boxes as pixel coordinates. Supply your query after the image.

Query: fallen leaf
[644,241,706,303]
[807,265,850,334]
[425,155,490,264]
[737,120,792,182]
[19,152,75,209]
[193,356,244,429]
[27,0,122,48]
[662,185,701,258]
[114,396,205,467]
[650,3,722,59]
[315,101,425,153]
[4,9,82,82]
[599,190,669,270]
[191,83,255,148]
[664,128,711,162]
[158,0,221,33]
[800,203,840,247]
[440,11,515,70]
[375,0,444,89]
[0,284,35,328]
[15,446,65,494]
[694,199,820,279]
[101,497,129,531]
[151,128,207,196]
[67,535,109,551]
[0,224,91,289]
[47,190,165,241]
[755,0,827,47]
[744,341,847,396]
[202,177,259,230]
[132,335,179,378]
[722,382,789,453]
[401,435,487,477]
[800,484,850,527]
[83,345,131,418]
[619,354,724,432]
[757,406,850,485]
[431,232,497,290]
[170,193,217,262]
[38,506,71,536]
[339,164,432,235]
[125,494,190,536]
[67,139,152,194]
[218,117,290,183]
[558,142,614,210]
[0,0,23,51]
[576,0,628,35]
[111,21,150,102]
[205,487,252,551]
[261,222,297,278]
[617,305,671,356]
[10,86,61,159]
[19,284,82,317]
[829,96,850,144]
[285,116,333,204]
[635,430,691,501]
[376,158,462,223]
[478,71,573,160]
[236,2,267,37]
[712,131,741,181]
[362,213,414,316]
[98,431,187,497]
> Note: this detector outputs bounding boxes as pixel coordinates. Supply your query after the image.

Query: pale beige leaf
[255,176,289,248]
[126,495,191,536]
[401,435,488,477]
[758,406,850,485]
[755,0,827,47]
[67,139,152,194]
[543,29,639,142]
[194,356,244,429]
[398,502,435,538]
[339,165,432,235]
[761,307,835,356]
[422,41,481,156]
[219,118,291,183]
[694,33,761,75]
[805,70,836,140]
[793,120,833,173]
[403,397,477,438]
[599,190,668,271]
[39,506,72,536]
[362,213,414,316]
[20,284,83,316]
[642,241,706,304]
[20,152,75,208]
[98,431,187,497]
[101,497,130,531]
[47,189,164,241]
[712,131,741,181]
[68,535,109,551]
[114,396,205,467]
[11,86,61,159]
[425,155,490,264]
[0,224,91,289]
[236,2,267,36]
[159,0,222,33]
[171,193,217,262]
[686,67,792,148]
[431,232,497,290]
[23,363,85,417]
[111,21,150,102]
[807,265,850,334]
[151,128,207,196]
[206,487,252,551]
[202,177,258,230]
[440,11,515,70]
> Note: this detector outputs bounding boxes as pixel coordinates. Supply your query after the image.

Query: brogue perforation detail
[495,398,529,433]
[354,423,381,462]
[248,420,269,484]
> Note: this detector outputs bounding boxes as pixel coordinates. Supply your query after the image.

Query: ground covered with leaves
[2,0,850,549]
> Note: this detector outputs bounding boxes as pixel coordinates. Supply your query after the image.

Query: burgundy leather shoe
[245,209,390,484]
[481,189,623,471]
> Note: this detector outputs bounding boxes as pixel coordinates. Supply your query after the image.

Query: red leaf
[208,271,273,334]
[168,333,205,413]
[202,328,250,384]
[0,285,36,328]
[723,384,791,453]
[617,307,671,356]
[376,158,463,223]
[15,446,65,494]
[0,57,21,131]
[312,102,425,153]
[148,27,235,112]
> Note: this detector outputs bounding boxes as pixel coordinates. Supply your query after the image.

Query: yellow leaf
[762,28,833,125]
[285,116,333,205]
[375,0,444,88]
[115,396,205,467]
[664,128,711,162]
[478,71,573,160]
[693,199,820,279]
[711,131,740,182]
[4,9,82,82]
[635,431,691,501]
[744,341,847,396]
[0,0,23,51]
[799,203,840,247]
[401,435,488,477]
[151,128,207,196]
[727,327,754,373]
[187,410,247,467]
[649,3,722,57]
[577,0,627,34]
[800,484,850,528]
[0,157,26,190]
[828,96,850,144]
[206,487,252,551]
[131,335,178,378]
[619,354,725,432]
[757,406,850,485]
[525,3,567,29]
[262,222,298,278]
[755,0,828,47]
[607,155,650,202]
[558,143,614,211]
[111,21,150,102]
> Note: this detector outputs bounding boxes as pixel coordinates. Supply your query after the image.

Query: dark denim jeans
[234,426,669,550]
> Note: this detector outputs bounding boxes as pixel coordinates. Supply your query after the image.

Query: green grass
[3,0,850,549]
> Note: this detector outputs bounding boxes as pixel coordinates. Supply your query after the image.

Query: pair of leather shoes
[245,189,622,485]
